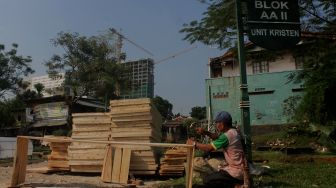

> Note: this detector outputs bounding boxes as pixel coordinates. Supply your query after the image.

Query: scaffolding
[121,58,154,99]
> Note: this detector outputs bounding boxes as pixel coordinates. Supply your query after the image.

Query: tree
[0,43,34,99]
[0,97,25,129]
[289,38,336,125]
[180,0,236,49]
[190,106,206,120]
[34,83,44,98]
[181,0,336,125]
[45,31,130,102]
[152,96,173,120]
[181,0,336,49]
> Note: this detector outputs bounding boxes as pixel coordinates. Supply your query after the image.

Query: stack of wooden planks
[68,113,111,172]
[46,136,71,170]
[159,147,187,176]
[110,98,162,175]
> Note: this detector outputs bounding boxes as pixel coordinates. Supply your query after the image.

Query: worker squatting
[250,29,299,37]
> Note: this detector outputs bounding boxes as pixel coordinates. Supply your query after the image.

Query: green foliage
[0,43,34,98]
[180,0,236,49]
[181,0,336,49]
[182,118,203,139]
[282,95,302,122]
[289,39,336,125]
[299,0,336,32]
[190,106,206,120]
[0,97,25,128]
[34,83,44,98]
[17,89,38,101]
[152,96,173,120]
[45,31,130,101]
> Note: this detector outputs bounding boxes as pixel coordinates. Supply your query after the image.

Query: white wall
[219,53,297,77]
[0,137,33,159]
[246,53,296,74]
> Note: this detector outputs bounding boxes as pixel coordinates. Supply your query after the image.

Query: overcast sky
[0,0,223,114]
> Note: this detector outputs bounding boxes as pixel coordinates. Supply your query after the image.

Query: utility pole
[235,0,252,161]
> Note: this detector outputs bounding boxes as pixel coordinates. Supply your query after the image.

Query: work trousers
[202,170,243,188]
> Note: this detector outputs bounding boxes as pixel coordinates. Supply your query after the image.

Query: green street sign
[247,0,301,50]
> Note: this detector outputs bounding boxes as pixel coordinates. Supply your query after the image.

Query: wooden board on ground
[27,167,69,174]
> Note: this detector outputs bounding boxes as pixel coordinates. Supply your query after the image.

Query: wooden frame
[10,136,195,188]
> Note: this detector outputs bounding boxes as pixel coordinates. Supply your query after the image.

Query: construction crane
[108,28,197,65]
[109,28,154,63]
[155,45,197,64]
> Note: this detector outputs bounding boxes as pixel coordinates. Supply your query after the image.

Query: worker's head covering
[214,111,232,127]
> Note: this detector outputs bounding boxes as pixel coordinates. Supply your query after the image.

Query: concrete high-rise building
[120,58,154,99]
[25,73,65,97]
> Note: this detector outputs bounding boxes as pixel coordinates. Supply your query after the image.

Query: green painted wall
[205,71,303,126]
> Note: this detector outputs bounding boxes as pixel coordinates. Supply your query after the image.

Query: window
[295,56,304,69]
[252,61,269,74]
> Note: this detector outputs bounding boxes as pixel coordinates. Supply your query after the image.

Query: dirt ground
[0,161,165,188]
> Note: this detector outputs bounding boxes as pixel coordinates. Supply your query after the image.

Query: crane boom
[109,28,154,57]
[155,45,197,64]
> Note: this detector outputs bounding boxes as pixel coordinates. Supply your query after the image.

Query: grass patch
[255,162,336,187]
[156,161,336,188]
[155,151,336,188]
[154,177,202,188]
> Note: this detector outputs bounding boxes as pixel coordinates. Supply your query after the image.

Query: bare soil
[0,161,164,188]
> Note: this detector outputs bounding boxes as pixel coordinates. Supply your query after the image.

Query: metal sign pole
[235,0,252,161]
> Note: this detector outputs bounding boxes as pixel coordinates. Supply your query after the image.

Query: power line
[299,6,336,26]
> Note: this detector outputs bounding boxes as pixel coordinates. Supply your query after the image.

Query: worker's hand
[196,127,205,135]
[186,138,195,145]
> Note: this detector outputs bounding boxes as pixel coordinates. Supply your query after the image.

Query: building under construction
[120,58,154,99]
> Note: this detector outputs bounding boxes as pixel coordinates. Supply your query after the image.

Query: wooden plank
[70,165,102,173]
[119,149,131,184]
[27,167,69,174]
[68,160,103,166]
[110,98,151,106]
[10,137,29,187]
[68,148,106,153]
[72,119,111,124]
[71,130,110,137]
[68,154,105,160]
[47,160,69,168]
[71,135,110,139]
[48,155,68,160]
[111,148,122,182]
[110,131,153,138]
[71,137,109,141]
[72,125,110,131]
[72,112,108,117]
[110,107,151,114]
[185,147,195,188]
[110,112,151,118]
[101,146,113,182]
[70,142,108,149]
[20,136,194,148]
